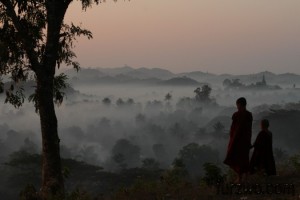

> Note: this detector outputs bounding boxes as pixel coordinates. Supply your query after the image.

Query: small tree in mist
[194,85,213,103]
[163,158,188,183]
[222,79,232,88]
[113,153,127,170]
[145,100,164,111]
[169,122,186,141]
[177,143,219,177]
[223,78,244,89]
[102,97,112,106]
[212,122,225,138]
[126,98,135,105]
[164,92,173,112]
[165,92,172,102]
[0,0,125,198]
[141,158,160,170]
[135,113,146,125]
[202,162,224,185]
[116,98,125,107]
[112,139,141,169]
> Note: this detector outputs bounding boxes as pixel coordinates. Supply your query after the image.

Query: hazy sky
[65,0,300,74]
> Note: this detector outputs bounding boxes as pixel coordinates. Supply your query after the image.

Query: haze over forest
[1,65,300,199]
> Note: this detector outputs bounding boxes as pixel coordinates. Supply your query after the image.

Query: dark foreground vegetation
[1,147,299,200]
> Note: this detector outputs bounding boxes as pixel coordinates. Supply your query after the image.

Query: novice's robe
[249,130,276,176]
[224,110,253,174]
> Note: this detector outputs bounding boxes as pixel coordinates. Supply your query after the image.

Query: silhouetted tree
[112,139,141,168]
[102,97,112,106]
[116,98,125,107]
[194,85,212,103]
[0,0,124,198]
[169,122,186,140]
[177,143,219,177]
[232,79,243,87]
[126,98,134,105]
[212,122,225,137]
[222,79,232,87]
[262,75,267,86]
[165,92,172,101]
[164,92,173,112]
[142,158,160,170]
[113,153,127,170]
[202,163,224,185]
[99,117,111,128]
[135,113,146,125]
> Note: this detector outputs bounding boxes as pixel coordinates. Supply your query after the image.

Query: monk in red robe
[224,97,253,183]
[250,119,276,176]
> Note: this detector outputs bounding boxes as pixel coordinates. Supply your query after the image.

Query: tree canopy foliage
[0,0,121,199]
[0,0,105,108]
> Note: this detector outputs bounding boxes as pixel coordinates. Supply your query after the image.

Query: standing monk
[249,119,276,176]
[224,97,253,183]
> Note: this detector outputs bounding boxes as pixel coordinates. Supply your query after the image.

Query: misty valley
[1,66,300,199]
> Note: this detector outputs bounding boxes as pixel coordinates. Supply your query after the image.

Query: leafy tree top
[0,0,118,109]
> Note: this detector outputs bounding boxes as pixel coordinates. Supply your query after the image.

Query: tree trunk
[37,73,64,200]
[37,2,69,198]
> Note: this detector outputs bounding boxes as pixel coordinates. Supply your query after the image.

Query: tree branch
[0,0,40,72]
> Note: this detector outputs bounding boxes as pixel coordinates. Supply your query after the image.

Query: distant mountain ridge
[95,66,174,80]
[64,66,300,87]
[158,76,201,86]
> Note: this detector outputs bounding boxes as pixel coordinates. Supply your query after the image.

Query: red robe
[224,110,253,174]
[250,130,276,176]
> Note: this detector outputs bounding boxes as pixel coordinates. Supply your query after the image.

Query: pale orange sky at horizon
[64,0,300,75]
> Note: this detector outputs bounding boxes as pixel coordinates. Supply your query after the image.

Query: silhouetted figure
[250,119,276,176]
[224,97,253,183]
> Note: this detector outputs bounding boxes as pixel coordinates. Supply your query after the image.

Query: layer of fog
[1,81,300,172]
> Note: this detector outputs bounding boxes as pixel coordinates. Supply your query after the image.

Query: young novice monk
[250,119,276,176]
